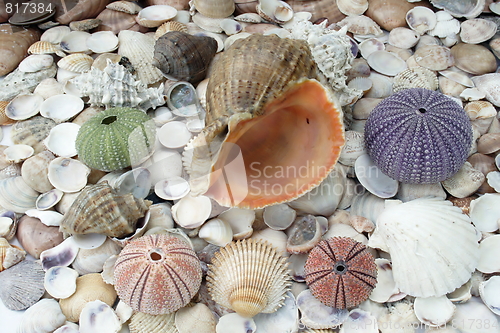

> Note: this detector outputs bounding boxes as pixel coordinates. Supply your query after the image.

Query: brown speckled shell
[0,24,40,76]
[114,234,202,315]
[153,31,218,84]
[59,182,151,238]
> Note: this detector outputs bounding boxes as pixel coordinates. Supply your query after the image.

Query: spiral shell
[114,234,202,315]
[59,182,152,238]
[207,239,291,317]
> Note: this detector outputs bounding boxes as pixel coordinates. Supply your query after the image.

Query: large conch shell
[183,34,345,209]
[0,24,40,76]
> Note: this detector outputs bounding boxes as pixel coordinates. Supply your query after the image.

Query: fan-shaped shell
[129,312,177,333]
[59,182,152,238]
[0,176,39,213]
[11,116,56,154]
[75,107,156,172]
[153,31,218,83]
[393,67,438,92]
[364,88,472,184]
[368,197,479,297]
[57,54,93,73]
[154,21,188,39]
[114,234,202,315]
[0,260,45,310]
[207,238,291,318]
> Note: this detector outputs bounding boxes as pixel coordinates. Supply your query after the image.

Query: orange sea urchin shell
[114,234,202,315]
[304,237,377,309]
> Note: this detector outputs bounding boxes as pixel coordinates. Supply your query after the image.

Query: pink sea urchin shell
[114,234,202,315]
[304,237,377,309]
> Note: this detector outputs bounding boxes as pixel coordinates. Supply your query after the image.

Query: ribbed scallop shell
[57,53,94,73]
[70,61,165,110]
[118,30,164,85]
[153,31,218,84]
[0,260,45,310]
[11,116,56,154]
[59,182,152,238]
[154,21,188,39]
[393,67,438,93]
[129,312,178,333]
[28,41,65,57]
[114,234,202,315]
[75,107,156,172]
[106,0,143,14]
[368,197,479,297]
[207,239,291,318]
[364,88,472,184]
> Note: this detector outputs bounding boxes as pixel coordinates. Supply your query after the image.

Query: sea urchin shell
[304,237,377,309]
[364,88,472,184]
[75,107,156,172]
[114,234,202,315]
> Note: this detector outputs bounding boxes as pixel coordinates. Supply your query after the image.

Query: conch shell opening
[187,78,345,209]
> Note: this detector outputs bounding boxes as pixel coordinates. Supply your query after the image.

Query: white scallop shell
[48,157,90,193]
[18,54,54,73]
[86,31,119,54]
[44,266,79,299]
[17,298,67,333]
[171,194,212,228]
[40,94,84,123]
[427,11,461,38]
[60,31,91,54]
[368,197,479,298]
[41,26,71,44]
[413,295,456,327]
[57,54,94,73]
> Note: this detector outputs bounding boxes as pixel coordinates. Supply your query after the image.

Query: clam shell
[48,157,90,193]
[296,289,349,329]
[59,273,117,323]
[11,116,56,154]
[0,260,45,310]
[21,150,55,193]
[286,215,322,254]
[406,6,437,34]
[96,9,137,34]
[18,54,54,73]
[193,0,234,18]
[5,93,44,121]
[114,234,202,315]
[17,298,67,333]
[366,50,407,76]
[118,30,164,85]
[430,0,485,18]
[460,18,497,44]
[336,15,383,36]
[414,45,454,71]
[36,188,64,210]
[450,43,497,76]
[3,144,34,163]
[368,197,479,297]
[388,27,420,49]
[207,238,291,317]
[72,238,121,275]
[153,31,218,83]
[0,176,38,213]
[41,25,71,44]
[79,300,121,333]
[60,182,151,238]
[44,266,79,299]
[40,94,84,123]
[413,295,456,327]
[60,31,91,54]
[44,124,81,157]
[136,5,178,28]
[471,73,500,107]
[86,31,119,54]
[57,54,94,73]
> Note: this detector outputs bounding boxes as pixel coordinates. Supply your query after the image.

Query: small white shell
[479,276,500,315]
[3,144,34,163]
[41,26,71,44]
[6,93,43,120]
[478,235,500,273]
[60,31,91,54]
[44,266,79,299]
[198,217,233,246]
[413,295,456,327]
[40,236,80,271]
[439,67,474,87]
[47,157,90,193]
[26,209,64,227]
[469,193,500,232]
[44,123,81,157]
[263,203,296,230]
[355,154,398,198]
[40,94,84,123]
[296,289,349,329]
[36,188,64,210]
[57,54,94,73]
[154,177,190,200]
[79,300,121,333]
[406,6,437,34]
[17,298,67,333]
[427,11,460,38]
[367,50,407,76]
[171,194,212,228]
[175,302,217,333]
[136,5,177,27]
[18,54,54,73]
[388,27,420,49]
[358,38,385,59]
[158,121,192,149]
[86,31,119,54]
[218,207,255,239]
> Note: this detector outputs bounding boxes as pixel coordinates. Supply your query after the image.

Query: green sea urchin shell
[75,107,156,172]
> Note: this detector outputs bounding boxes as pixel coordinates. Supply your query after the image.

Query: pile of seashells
[1,0,500,332]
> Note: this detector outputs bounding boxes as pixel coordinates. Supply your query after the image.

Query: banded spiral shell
[59,182,152,238]
[207,238,291,318]
[364,88,472,184]
[153,31,218,84]
[75,107,157,172]
[114,234,202,315]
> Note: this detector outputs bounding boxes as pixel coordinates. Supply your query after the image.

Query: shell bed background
[0,0,500,332]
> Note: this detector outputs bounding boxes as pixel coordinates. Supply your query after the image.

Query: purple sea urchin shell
[364,88,472,184]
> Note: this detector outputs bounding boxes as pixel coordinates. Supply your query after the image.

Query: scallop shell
[368,197,479,297]
[129,312,177,333]
[70,61,165,110]
[0,260,45,310]
[0,176,39,213]
[0,24,40,76]
[17,298,67,333]
[207,238,291,318]
[154,21,188,39]
[393,67,438,92]
[57,54,94,73]
[114,234,202,315]
[0,64,57,101]
[185,34,344,209]
[11,116,56,154]
[59,182,152,238]
[153,31,218,83]
[118,30,164,85]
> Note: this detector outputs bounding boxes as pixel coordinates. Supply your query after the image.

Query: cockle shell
[368,197,479,297]
[154,21,189,39]
[0,24,40,76]
[392,66,438,92]
[10,116,56,154]
[184,34,344,209]
[75,107,157,172]
[207,239,290,318]
[59,182,152,238]
[28,41,65,58]
[57,54,93,73]
[114,234,202,315]
[118,30,164,85]
[0,260,45,310]
[153,31,218,83]
[70,60,166,110]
